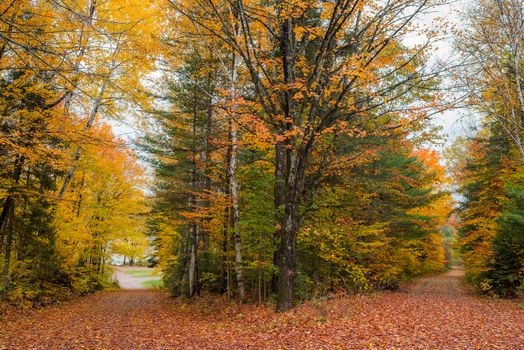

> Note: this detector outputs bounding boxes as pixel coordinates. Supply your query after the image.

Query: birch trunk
[228,40,245,301]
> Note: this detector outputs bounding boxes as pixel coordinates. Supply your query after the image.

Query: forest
[0,0,523,348]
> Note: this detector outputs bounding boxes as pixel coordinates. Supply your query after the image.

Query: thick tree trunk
[0,155,25,288]
[276,150,303,312]
[275,15,300,311]
[275,141,310,311]
[0,155,24,232]
[277,198,300,311]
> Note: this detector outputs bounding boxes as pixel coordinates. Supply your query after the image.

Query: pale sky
[406,0,477,150]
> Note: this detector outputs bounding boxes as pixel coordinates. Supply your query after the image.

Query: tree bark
[0,197,13,235]
[187,92,200,298]
[227,28,245,301]
[0,154,24,262]
[272,142,286,294]
[188,222,199,297]
[276,150,304,312]
[276,16,300,312]
[228,117,244,301]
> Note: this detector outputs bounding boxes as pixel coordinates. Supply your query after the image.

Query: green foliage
[296,146,448,297]
[452,126,523,297]
[480,172,524,297]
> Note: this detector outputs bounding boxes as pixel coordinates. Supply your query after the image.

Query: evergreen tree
[482,172,524,297]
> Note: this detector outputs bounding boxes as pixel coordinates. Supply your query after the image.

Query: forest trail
[1,270,523,349]
[406,267,468,298]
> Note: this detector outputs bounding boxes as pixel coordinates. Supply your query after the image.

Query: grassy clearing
[124,270,160,278]
[142,280,163,288]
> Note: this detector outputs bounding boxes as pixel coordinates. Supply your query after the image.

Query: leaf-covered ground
[1,269,523,349]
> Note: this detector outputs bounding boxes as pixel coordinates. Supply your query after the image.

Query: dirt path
[1,270,523,349]
[113,266,162,290]
[406,267,468,297]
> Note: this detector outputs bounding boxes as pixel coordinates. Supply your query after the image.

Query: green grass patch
[141,279,163,288]
[124,270,160,278]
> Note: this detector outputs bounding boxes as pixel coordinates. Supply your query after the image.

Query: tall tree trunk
[272,142,286,294]
[277,196,300,311]
[276,149,304,312]
[227,40,245,301]
[0,156,23,232]
[187,93,200,297]
[228,118,244,301]
[222,201,232,297]
[188,222,199,297]
[201,92,213,256]
[276,16,300,312]
[0,197,13,262]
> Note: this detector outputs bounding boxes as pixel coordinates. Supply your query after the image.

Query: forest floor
[0,268,523,349]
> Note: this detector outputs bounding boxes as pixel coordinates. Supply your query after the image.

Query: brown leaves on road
[0,269,523,349]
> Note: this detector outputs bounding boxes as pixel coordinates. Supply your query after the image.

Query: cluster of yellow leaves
[54,123,148,272]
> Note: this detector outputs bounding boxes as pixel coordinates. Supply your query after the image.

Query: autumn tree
[451,0,524,297]
[167,0,445,310]
[298,127,450,297]
[54,124,148,294]
[142,49,223,297]
[0,0,159,304]
[455,0,524,163]
[482,171,524,297]
[0,0,76,293]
